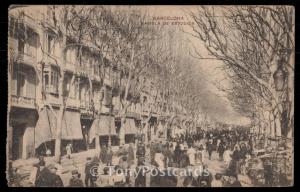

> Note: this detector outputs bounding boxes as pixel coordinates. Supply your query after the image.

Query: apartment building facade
[8,8,169,160]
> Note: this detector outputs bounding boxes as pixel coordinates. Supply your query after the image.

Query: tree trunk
[119,115,126,145]
[54,31,67,163]
[55,74,65,163]
[286,51,294,140]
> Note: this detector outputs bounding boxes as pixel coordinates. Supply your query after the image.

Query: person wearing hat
[69,170,84,187]
[31,160,46,186]
[84,157,95,187]
[179,147,190,168]
[211,173,223,187]
[35,161,50,187]
[47,164,64,187]
[36,164,63,187]
[96,167,113,187]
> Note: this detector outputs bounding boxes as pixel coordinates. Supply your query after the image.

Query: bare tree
[188,6,294,142]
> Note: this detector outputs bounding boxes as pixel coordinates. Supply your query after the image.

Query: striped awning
[35,108,83,148]
[89,115,116,143]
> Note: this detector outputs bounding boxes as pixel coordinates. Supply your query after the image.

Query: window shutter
[26,70,36,99]
[11,71,17,95]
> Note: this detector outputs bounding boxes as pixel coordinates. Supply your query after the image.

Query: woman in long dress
[223,147,232,167]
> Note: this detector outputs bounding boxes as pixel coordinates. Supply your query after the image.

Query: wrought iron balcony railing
[11,95,36,109]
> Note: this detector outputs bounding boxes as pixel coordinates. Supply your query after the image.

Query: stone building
[8,7,168,160]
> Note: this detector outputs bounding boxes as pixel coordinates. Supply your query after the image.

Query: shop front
[89,114,117,148]
[34,107,83,156]
[9,107,38,160]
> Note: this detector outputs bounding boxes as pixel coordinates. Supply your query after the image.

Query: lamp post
[108,89,113,148]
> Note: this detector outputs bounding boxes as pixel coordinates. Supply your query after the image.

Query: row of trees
[188,6,294,145]
[10,5,209,162]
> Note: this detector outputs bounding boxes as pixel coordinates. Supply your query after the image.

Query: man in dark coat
[35,164,51,187]
[179,148,190,168]
[218,141,225,161]
[173,143,182,167]
[136,142,145,159]
[99,145,108,164]
[69,170,84,187]
[84,157,95,187]
[135,158,147,187]
[206,141,214,160]
[199,164,213,187]
[36,164,63,187]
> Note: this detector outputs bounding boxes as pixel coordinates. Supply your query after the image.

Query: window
[17,72,26,97]
[43,66,58,94]
[47,34,56,56]
[44,72,49,88]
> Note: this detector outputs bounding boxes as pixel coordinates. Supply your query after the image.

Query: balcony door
[17,72,26,97]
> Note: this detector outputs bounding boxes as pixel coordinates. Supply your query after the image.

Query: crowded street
[7,5,294,187]
[9,128,293,187]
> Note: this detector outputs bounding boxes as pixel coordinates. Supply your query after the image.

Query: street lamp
[273,59,287,91]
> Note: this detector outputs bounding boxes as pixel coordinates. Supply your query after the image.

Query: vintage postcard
[7,5,294,187]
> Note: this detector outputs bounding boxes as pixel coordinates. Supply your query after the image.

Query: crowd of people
[8,128,290,187]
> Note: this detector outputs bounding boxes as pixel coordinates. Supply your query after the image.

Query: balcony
[80,100,94,117]
[76,65,89,77]
[66,98,80,109]
[11,95,36,109]
[16,48,37,67]
[45,94,60,107]
[127,112,140,119]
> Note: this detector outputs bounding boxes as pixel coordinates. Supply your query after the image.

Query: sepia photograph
[7,5,294,187]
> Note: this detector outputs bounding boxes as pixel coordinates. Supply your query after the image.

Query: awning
[124,118,138,135]
[34,108,83,148]
[89,115,116,143]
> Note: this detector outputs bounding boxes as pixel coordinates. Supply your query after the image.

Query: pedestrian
[211,173,223,187]
[119,155,129,171]
[84,157,95,187]
[99,145,108,164]
[66,143,72,159]
[206,141,214,160]
[128,160,136,187]
[136,141,145,160]
[135,158,147,187]
[154,148,165,170]
[35,163,52,187]
[163,143,174,167]
[96,167,113,187]
[223,147,232,167]
[127,142,135,164]
[179,148,190,168]
[68,170,84,187]
[198,164,213,187]
[111,165,126,187]
[40,164,64,187]
[174,143,182,167]
[227,176,242,187]
[187,144,196,166]
[31,160,46,186]
[106,147,113,165]
[218,141,225,161]
[263,158,273,186]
